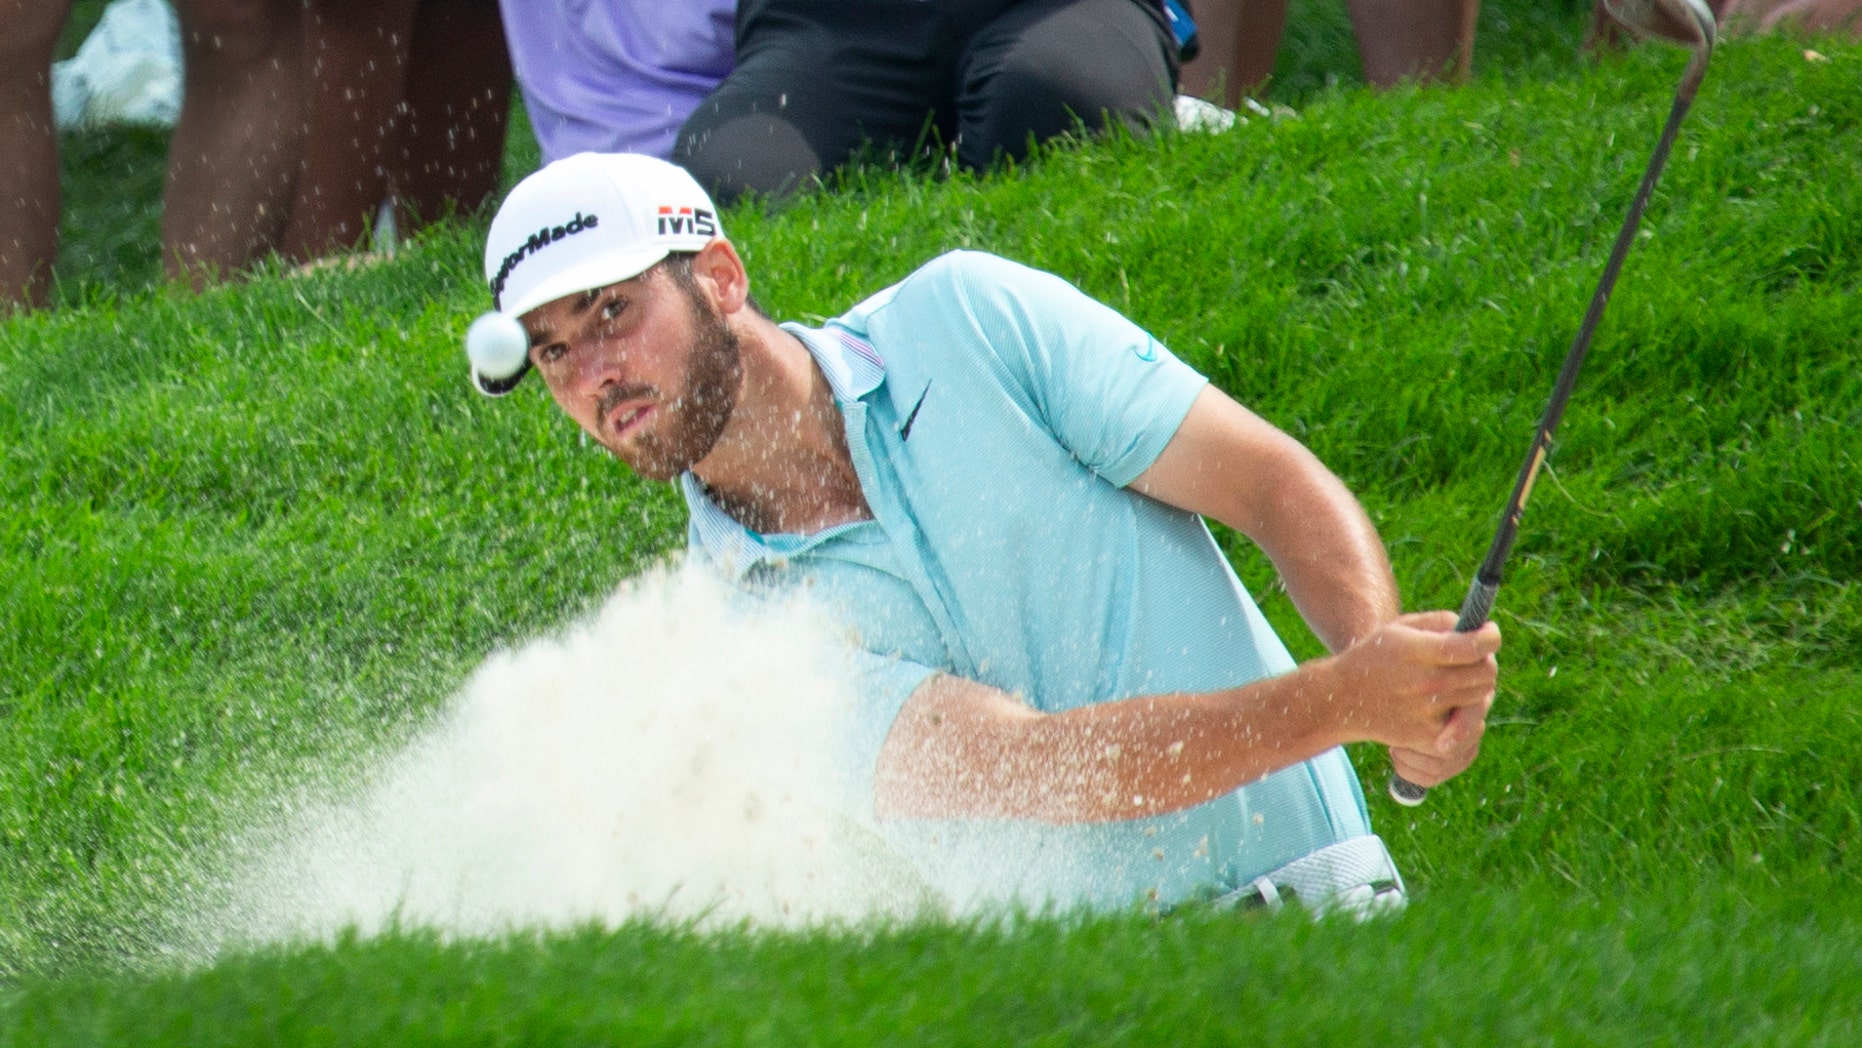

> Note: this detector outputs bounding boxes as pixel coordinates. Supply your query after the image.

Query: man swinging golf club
[464,152,1500,916]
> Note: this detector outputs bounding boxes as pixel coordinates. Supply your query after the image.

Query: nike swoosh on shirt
[898,380,931,441]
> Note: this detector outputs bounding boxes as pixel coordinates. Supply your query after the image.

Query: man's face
[521,261,743,482]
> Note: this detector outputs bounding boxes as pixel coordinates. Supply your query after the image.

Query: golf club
[1388,0,1717,807]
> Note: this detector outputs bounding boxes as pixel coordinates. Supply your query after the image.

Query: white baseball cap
[467,152,725,396]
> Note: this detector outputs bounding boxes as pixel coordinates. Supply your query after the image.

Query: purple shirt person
[498,0,735,163]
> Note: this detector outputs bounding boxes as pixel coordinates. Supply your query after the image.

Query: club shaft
[1472,52,1708,598]
[1388,51,1709,807]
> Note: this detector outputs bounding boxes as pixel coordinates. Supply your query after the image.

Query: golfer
[469,152,1500,916]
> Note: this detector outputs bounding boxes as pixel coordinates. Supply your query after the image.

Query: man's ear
[691,238,751,315]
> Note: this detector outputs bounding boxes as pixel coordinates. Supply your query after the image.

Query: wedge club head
[1604,0,1717,51]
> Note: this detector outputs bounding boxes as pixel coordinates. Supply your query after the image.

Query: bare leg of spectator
[162,0,306,288]
[281,0,418,264]
[394,0,512,232]
[0,0,73,310]
[1344,0,1478,86]
[1178,0,1288,107]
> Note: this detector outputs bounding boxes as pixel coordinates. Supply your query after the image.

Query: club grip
[1455,576,1500,634]
[1387,576,1501,805]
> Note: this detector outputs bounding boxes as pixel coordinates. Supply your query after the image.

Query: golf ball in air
[465,311,529,379]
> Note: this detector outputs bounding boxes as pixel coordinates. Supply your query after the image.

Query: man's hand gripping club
[1328,610,1499,791]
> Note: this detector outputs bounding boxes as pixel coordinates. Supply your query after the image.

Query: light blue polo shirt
[682,250,1376,912]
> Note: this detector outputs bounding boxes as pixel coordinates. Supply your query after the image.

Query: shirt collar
[786,320,886,403]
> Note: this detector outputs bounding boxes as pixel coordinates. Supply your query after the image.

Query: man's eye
[601,297,627,321]
[535,344,566,365]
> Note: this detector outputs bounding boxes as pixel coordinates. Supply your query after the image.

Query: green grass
[5,893,1860,1046]
[4,12,1861,1044]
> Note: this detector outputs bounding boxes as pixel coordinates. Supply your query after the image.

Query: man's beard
[604,281,743,482]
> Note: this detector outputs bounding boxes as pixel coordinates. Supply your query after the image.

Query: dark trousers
[674,0,1177,204]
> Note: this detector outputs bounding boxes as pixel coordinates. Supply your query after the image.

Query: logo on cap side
[488,212,601,304]
[657,206,716,237]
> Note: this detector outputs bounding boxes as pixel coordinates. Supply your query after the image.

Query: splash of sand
[206,562,938,950]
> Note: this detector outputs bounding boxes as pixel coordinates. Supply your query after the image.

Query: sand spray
[203,561,938,952]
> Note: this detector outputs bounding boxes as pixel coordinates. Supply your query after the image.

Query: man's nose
[569,338,627,394]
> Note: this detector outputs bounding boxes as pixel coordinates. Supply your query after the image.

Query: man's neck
[691,322,873,537]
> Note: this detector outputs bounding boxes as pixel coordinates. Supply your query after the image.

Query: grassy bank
[4,21,1859,1045]
[6,890,1860,1047]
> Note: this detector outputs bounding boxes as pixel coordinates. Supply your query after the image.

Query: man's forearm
[872,612,1500,825]
[874,662,1350,824]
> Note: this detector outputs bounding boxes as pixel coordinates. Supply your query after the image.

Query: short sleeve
[928,252,1208,487]
[832,647,938,818]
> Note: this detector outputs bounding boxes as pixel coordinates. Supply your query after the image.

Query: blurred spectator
[3,0,304,307]
[673,0,1184,205]
[283,0,512,263]
[496,0,735,164]
[2,0,79,308]
[160,0,307,286]
[1180,0,1478,106]
[1,0,512,311]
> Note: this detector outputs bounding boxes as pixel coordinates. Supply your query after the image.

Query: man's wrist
[1236,655,1353,758]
